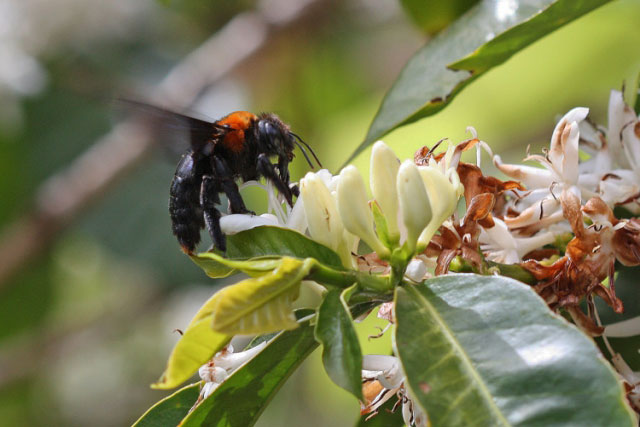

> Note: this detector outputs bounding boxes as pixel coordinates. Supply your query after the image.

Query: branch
[0,0,324,289]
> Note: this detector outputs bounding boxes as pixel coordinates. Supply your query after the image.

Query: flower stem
[307,262,393,293]
[448,256,536,285]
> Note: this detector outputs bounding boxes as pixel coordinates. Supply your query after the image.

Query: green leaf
[188,255,235,278]
[226,226,344,268]
[245,309,316,350]
[209,257,315,335]
[394,274,635,426]
[400,0,480,34]
[347,0,612,164]
[191,252,281,278]
[315,286,363,400]
[133,383,201,426]
[152,316,230,390]
[179,321,319,427]
[190,226,344,278]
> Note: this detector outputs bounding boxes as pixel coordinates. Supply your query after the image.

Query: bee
[125,101,321,253]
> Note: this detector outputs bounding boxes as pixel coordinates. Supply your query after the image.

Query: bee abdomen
[169,151,206,253]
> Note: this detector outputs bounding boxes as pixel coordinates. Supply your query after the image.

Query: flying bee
[124,101,321,253]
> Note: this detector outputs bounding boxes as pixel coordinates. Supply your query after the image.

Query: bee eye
[258,120,283,150]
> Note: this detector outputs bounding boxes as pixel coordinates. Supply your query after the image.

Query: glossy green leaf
[400,0,480,34]
[190,226,344,278]
[179,321,319,427]
[226,226,344,268]
[315,286,363,400]
[152,315,230,390]
[133,383,200,426]
[394,274,635,426]
[188,255,235,278]
[209,257,314,335]
[191,252,281,278]
[348,0,612,163]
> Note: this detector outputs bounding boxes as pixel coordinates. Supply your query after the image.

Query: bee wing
[114,99,227,156]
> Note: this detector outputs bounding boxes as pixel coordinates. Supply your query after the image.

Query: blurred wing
[115,99,226,155]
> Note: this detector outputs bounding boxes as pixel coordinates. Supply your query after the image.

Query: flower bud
[300,172,353,267]
[337,166,389,258]
[397,161,432,253]
[404,258,427,282]
[417,166,459,250]
[370,141,400,241]
[300,172,344,252]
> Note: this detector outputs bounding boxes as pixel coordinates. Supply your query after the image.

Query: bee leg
[201,175,226,252]
[277,156,291,185]
[277,156,299,198]
[258,153,294,207]
[213,157,254,215]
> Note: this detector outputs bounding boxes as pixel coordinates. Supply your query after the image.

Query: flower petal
[337,165,389,257]
[219,214,279,235]
[370,141,401,240]
[397,161,432,253]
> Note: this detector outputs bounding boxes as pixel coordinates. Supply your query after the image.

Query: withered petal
[582,197,618,225]
[435,249,458,276]
[465,193,495,224]
[566,305,604,336]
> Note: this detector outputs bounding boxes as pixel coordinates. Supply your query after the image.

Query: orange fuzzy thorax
[217,111,257,153]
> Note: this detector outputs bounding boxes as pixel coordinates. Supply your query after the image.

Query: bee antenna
[291,132,322,168]
[294,140,315,169]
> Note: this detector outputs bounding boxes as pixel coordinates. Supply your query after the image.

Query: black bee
[131,104,320,253]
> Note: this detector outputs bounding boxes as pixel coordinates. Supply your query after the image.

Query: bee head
[256,113,321,168]
[256,114,295,159]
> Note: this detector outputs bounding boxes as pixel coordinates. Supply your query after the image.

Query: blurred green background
[0,0,638,425]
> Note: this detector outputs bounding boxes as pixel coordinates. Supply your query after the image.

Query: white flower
[219,213,279,234]
[416,164,461,251]
[192,342,267,408]
[337,166,390,258]
[219,180,307,235]
[479,218,555,264]
[599,90,640,212]
[300,171,355,268]
[493,107,589,231]
[397,161,433,254]
[607,90,640,170]
[370,141,401,243]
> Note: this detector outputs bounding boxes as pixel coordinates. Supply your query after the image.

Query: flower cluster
[195,89,640,421]
[485,91,640,334]
[298,141,463,275]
